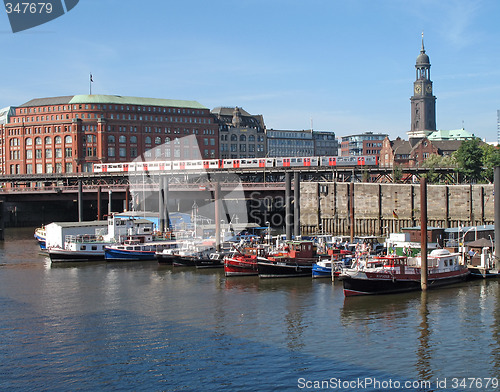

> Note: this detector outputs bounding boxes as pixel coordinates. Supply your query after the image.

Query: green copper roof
[69,95,207,109]
[427,128,475,140]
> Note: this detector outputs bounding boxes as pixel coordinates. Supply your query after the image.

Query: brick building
[379,136,463,167]
[1,95,218,174]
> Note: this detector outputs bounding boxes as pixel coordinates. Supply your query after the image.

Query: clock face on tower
[414,85,421,94]
[426,85,432,94]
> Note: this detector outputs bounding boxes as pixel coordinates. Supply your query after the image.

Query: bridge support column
[97,186,102,220]
[78,179,83,222]
[158,176,169,233]
[108,190,112,216]
[294,172,300,238]
[285,172,292,240]
[215,182,221,252]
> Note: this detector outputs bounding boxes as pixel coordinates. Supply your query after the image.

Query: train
[93,155,378,173]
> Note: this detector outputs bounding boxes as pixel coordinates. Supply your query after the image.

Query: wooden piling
[420,177,428,291]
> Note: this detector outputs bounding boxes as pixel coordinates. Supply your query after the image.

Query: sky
[1,0,499,142]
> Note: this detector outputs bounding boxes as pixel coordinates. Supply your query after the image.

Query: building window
[65,135,72,144]
[55,136,62,144]
[35,149,42,159]
[26,150,32,159]
[108,147,115,157]
[130,136,137,144]
[55,149,62,158]
[26,138,32,146]
[26,164,33,174]
[108,135,115,143]
[119,147,126,157]
[45,136,52,145]
[35,137,42,145]
[65,148,72,158]
[45,149,52,158]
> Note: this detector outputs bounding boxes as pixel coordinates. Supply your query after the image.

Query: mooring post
[78,179,83,222]
[285,171,292,240]
[494,167,500,270]
[293,172,301,239]
[420,177,428,291]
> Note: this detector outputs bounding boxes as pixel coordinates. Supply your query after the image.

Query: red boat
[224,245,269,277]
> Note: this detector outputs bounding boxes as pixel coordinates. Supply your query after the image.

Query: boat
[47,215,157,262]
[341,249,470,297]
[257,240,320,278]
[464,240,500,279]
[48,235,110,262]
[224,244,269,276]
[105,239,177,261]
[34,226,46,250]
[312,251,353,279]
[172,246,221,268]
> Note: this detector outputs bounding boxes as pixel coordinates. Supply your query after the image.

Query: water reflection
[416,290,433,382]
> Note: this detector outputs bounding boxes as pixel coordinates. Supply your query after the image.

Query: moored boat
[34,226,46,250]
[312,250,353,279]
[48,235,110,262]
[257,240,319,278]
[341,249,469,297]
[224,245,269,276]
[105,239,177,261]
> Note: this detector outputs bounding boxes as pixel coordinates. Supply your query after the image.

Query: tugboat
[257,240,319,278]
[341,249,470,296]
[224,244,269,276]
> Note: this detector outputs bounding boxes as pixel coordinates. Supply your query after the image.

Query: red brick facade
[1,95,218,174]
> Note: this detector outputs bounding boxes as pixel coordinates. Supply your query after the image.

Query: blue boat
[312,254,354,279]
[105,239,176,261]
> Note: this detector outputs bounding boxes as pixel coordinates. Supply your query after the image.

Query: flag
[392,210,399,219]
[90,73,93,83]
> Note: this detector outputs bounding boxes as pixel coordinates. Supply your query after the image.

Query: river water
[0,228,499,391]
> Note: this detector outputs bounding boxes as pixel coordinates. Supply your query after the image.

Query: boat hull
[105,248,156,261]
[258,261,314,278]
[342,270,469,296]
[48,249,105,262]
[312,264,333,278]
[224,257,258,276]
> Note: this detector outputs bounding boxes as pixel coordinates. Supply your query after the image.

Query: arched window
[165,137,171,145]
[45,136,52,145]
[230,134,238,141]
[118,135,126,143]
[55,136,62,144]
[25,137,32,146]
[108,135,115,143]
[155,137,161,145]
[35,137,42,145]
[64,135,72,144]
[130,136,137,143]
[145,136,152,144]
[240,135,246,142]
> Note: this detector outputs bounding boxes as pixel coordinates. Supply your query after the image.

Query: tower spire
[421,31,425,52]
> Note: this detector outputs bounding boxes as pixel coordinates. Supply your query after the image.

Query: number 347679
[5,2,53,14]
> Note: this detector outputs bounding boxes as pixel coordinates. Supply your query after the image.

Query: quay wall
[300,182,495,236]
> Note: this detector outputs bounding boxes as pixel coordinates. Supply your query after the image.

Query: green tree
[421,154,457,184]
[453,138,484,183]
[481,144,500,183]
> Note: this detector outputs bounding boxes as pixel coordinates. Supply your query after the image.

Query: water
[1,228,499,391]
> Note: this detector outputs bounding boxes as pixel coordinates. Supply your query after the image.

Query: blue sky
[1,0,499,141]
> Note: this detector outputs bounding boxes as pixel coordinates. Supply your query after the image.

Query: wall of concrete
[300,182,495,236]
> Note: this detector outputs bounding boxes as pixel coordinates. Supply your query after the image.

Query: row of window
[10,162,73,174]
[220,134,265,142]
[11,148,73,160]
[10,135,73,147]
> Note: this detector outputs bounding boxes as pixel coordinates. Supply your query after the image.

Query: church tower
[408,34,436,142]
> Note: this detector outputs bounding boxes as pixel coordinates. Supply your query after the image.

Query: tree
[453,138,484,183]
[421,154,457,184]
[481,144,500,183]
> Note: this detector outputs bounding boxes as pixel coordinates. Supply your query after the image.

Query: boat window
[134,246,141,250]
[80,245,86,250]
[92,246,97,250]
[126,247,133,250]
